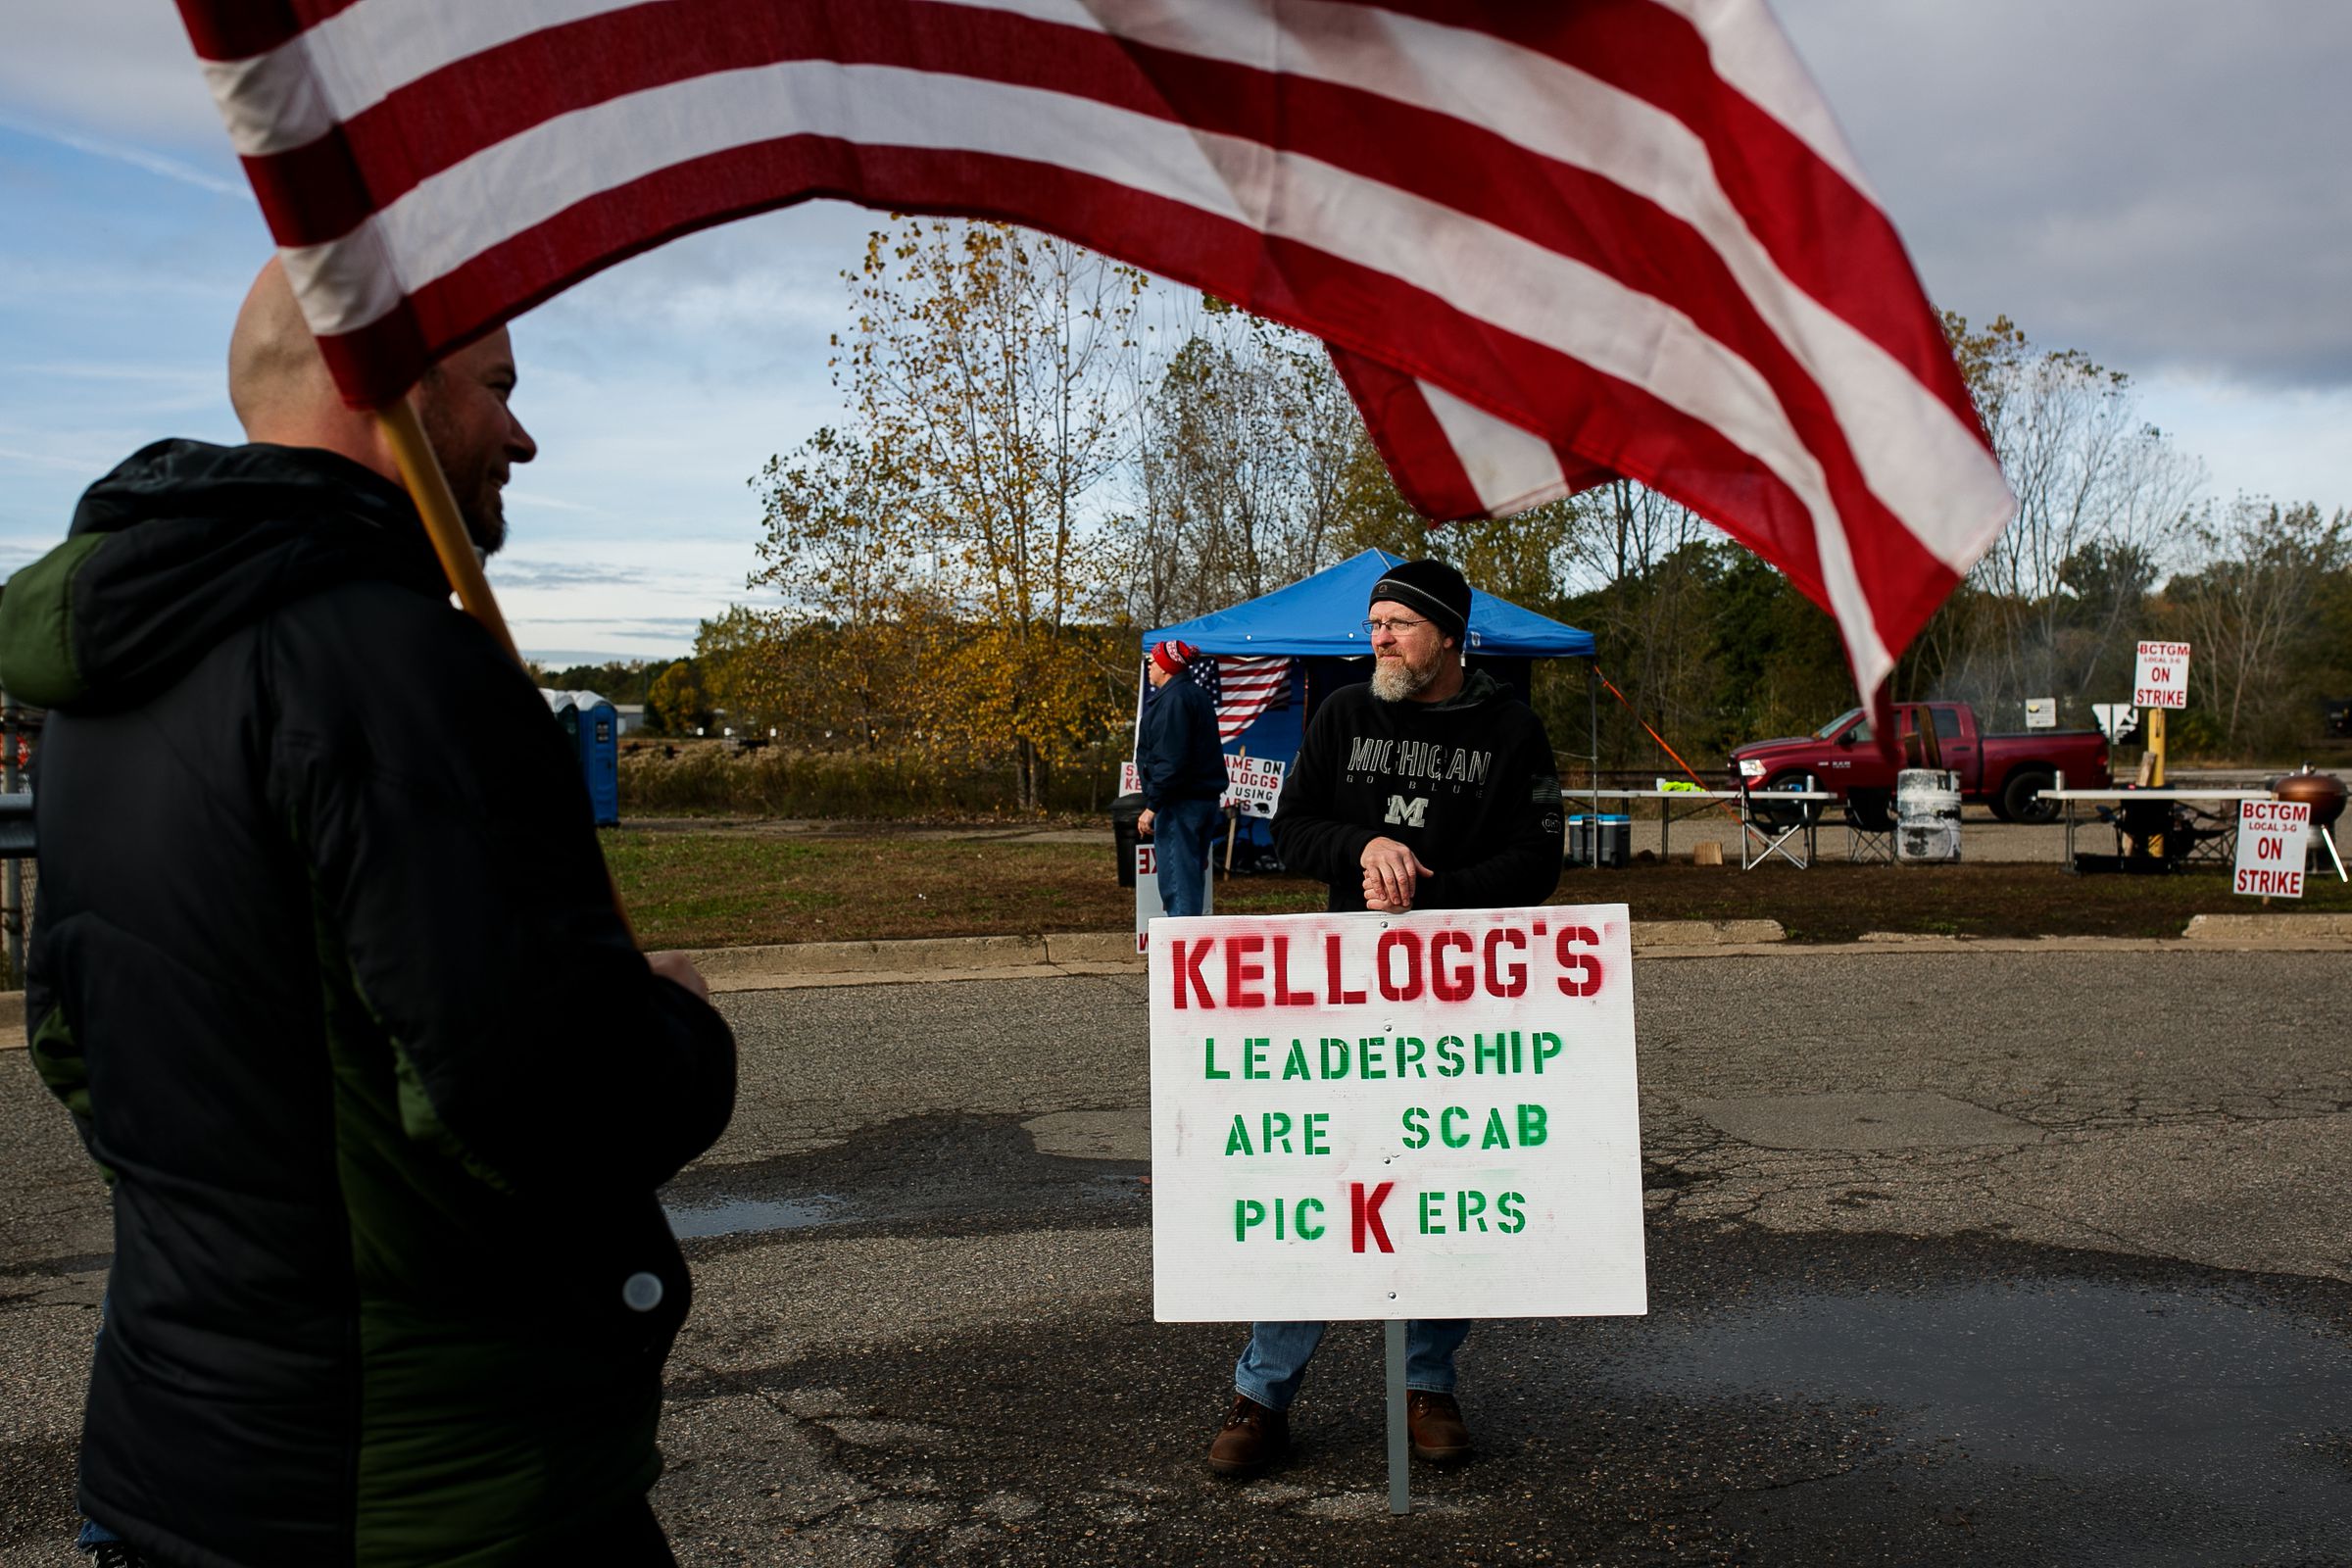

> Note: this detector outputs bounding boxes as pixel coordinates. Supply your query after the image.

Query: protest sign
[1223,754,1288,818]
[1134,843,1211,953]
[1120,760,1143,798]
[2232,800,2311,898]
[1150,905,1645,1322]
[2133,641,2191,710]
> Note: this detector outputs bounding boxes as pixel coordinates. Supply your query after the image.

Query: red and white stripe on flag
[1212,657,1290,743]
[173,0,2014,701]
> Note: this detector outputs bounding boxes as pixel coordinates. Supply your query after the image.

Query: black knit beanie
[1369,559,1472,643]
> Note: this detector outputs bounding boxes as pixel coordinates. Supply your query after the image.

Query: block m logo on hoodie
[1384,794,1430,827]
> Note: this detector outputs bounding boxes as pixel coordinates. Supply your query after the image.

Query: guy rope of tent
[1590,663,1745,826]
[169,0,2014,721]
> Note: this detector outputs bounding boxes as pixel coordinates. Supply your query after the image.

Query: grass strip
[602,830,2352,950]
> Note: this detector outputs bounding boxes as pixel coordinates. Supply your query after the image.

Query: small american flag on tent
[1183,653,1293,744]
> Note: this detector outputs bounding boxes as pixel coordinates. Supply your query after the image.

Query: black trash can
[1110,793,1145,888]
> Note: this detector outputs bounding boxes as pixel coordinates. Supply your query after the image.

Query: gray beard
[1371,654,1440,702]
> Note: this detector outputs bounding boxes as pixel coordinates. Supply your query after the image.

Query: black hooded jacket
[0,441,737,1567]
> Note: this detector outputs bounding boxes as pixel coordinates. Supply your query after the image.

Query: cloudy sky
[2,1,2346,664]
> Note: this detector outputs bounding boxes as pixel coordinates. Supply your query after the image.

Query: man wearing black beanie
[1205,558,1565,1479]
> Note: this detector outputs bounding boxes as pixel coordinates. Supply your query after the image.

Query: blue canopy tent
[1147,547,1594,662]
[1135,549,1595,867]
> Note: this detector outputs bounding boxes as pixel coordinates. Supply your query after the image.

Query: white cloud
[502,488,611,517]
[2136,372,2352,514]
[0,111,249,199]
[0,441,115,477]
[1778,0,2352,388]
[0,0,237,149]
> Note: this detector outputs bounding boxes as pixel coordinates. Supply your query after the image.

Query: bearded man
[0,262,736,1566]
[1204,558,1564,1480]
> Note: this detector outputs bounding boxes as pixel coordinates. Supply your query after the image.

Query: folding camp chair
[1739,779,1817,869]
[1842,806,1893,863]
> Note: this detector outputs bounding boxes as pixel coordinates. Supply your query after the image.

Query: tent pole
[1589,660,1601,818]
[1131,654,1148,777]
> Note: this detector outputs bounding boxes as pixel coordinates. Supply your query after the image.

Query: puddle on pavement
[660,1115,1152,1244]
[664,1195,845,1240]
[665,1172,1141,1242]
[1603,1277,2352,1558]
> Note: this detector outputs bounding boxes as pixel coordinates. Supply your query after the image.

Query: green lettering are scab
[1224,1110,1331,1156]
[1398,1102,1548,1150]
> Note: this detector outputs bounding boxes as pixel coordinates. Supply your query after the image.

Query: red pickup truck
[1730,702,2112,828]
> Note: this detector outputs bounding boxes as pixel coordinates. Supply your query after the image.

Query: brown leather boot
[1206,1394,1289,1478]
[1406,1390,1472,1463]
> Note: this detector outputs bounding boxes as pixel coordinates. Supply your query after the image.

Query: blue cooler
[1593,813,1632,868]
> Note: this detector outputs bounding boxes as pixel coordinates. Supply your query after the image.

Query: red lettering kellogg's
[1168,916,1611,1009]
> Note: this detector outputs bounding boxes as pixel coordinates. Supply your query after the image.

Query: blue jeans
[1235,1319,1471,1410]
[1152,796,1219,919]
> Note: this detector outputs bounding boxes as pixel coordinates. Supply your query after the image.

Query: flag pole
[373,402,638,942]
[374,401,522,666]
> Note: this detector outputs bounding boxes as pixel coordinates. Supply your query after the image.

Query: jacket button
[621,1272,664,1312]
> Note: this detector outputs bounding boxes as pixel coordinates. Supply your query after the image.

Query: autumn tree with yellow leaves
[750,220,1145,806]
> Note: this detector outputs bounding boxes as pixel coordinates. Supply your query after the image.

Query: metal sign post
[1386,1319,1410,1514]
[1149,906,1648,1517]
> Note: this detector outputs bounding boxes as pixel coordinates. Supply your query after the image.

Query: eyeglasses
[1361,616,1431,637]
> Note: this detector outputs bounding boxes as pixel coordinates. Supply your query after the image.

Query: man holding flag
[0,263,736,1567]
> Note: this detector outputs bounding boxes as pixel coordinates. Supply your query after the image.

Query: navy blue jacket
[1137,671,1227,808]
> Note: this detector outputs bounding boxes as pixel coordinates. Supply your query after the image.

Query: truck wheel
[1760,772,1826,827]
[2002,768,2059,824]
[1845,789,1892,832]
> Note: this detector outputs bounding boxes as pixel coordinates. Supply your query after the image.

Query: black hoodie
[0,441,736,1567]
[1273,671,1565,911]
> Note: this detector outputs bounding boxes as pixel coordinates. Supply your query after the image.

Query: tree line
[638,220,2349,803]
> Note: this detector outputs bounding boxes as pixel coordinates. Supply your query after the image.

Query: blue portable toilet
[540,688,620,825]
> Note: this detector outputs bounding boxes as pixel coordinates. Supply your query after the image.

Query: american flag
[1189,653,1293,744]
[173,0,2012,705]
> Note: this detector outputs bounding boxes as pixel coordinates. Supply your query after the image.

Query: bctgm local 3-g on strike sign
[2134,641,2191,709]
[1149,906,1645,1323]
[2233,800,2312,898]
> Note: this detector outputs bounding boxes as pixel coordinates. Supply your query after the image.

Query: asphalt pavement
[4,948,2350,1565]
